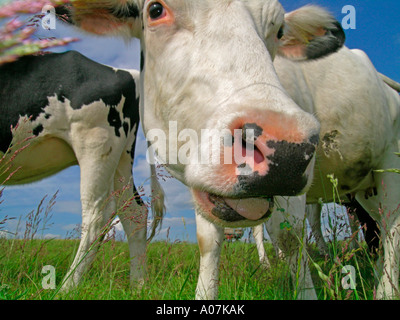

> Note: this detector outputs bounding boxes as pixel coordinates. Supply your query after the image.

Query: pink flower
[0,0,70,18]
[0,0,78,65]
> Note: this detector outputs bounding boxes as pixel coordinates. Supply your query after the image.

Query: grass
[0,148,394,300]
[0,176,393,300]
[0,233,382,300]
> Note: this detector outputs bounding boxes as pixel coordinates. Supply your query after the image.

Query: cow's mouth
[193,190,273,225]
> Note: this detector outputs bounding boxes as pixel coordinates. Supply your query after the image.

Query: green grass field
[0,179,391,300]
[0,234,381,300]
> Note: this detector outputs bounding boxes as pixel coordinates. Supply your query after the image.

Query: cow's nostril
[241,140,264,164]
[253,147,265,164]
[240,123,267,165]
[236,124,266,166]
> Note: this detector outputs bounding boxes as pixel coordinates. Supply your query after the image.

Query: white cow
[61,0,347,300]
[61,0,399,300]
[253,47,400,299]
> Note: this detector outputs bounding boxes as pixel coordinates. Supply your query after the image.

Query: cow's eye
[147,1,174,27]
[149,2,165,20]
[277,26,284,40]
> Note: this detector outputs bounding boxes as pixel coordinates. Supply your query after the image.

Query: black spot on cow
[108,106,123,137]
[32,124,44,136]
[123,122,129,137]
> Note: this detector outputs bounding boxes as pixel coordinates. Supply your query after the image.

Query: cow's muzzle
[192,117,318,225]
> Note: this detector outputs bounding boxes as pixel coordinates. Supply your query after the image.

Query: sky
[1,0,399,243]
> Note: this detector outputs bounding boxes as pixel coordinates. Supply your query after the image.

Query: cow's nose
[229,118,319,197]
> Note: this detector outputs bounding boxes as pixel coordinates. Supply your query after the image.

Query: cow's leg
[358,193,400,299]
[195,211,224,300]
[60,130,124,291]
[61,160,117,291]
[269,195,317,300]
[114,151,148,287]
[265,218,285,260]
[378,215,400,299]
[306,203,328,255]
[253,224,271,269]
[357,149,400,299]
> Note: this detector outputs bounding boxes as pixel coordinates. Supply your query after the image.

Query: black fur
[306,21,346,60]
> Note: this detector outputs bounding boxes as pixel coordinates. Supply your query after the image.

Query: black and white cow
[0,51,165,291]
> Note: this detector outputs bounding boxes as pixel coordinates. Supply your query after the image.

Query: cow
[58,0,351,300]
[252,65,400,263]
[0,51,165,291]
[250,48,400,299]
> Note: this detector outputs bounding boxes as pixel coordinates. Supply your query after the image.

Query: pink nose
[226,112,319,197]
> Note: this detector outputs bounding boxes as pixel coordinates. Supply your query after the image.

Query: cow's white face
[140,0,319,227]
[68,0,344,227]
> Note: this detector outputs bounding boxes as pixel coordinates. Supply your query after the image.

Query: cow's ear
[56,1,142,38]
[278,5,345,60]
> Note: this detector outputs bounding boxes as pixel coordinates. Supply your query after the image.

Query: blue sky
[1,0,399,243]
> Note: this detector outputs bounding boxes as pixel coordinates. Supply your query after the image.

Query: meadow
[0,226,381,300]
[0,169,390,301]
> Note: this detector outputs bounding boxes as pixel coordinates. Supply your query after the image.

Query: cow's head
[65,0,344,227]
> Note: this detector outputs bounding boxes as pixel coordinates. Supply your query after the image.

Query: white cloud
[133,156,151,183]
[42,233,61,239]
[155,216,196,240]
[163,180,194,215]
